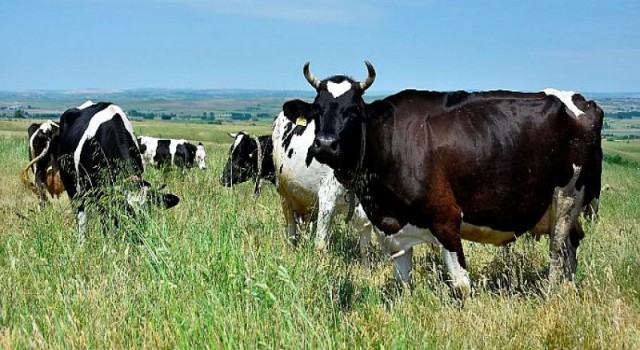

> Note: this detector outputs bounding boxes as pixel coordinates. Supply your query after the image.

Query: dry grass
[0,121,638,349]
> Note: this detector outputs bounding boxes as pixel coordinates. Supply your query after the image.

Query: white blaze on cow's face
[327,81,352,98]
[195,144,206,169]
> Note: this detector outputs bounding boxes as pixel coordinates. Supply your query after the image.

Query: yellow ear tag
[295,116,307,127]
[249,152,254,158]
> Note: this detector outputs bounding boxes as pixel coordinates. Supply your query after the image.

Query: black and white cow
[138,136,207,170]
[220,132,276,195]
[22,120,65,206]
[55,101,180,243]
[272,110,377,259]
[282,61,603,296]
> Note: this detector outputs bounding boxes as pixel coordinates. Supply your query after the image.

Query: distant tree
[13,110,25,119]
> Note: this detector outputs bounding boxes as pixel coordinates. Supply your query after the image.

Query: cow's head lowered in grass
[282,61,375,184]
[220,132,275,194]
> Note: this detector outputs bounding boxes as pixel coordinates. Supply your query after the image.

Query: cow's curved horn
[21,140,51,195]
[359,60,376,91]
[303,62,321,89]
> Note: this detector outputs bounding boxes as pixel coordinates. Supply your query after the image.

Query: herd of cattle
[20,62,604,298]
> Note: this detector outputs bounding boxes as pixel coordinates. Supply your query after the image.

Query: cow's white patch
[543,88,584,117]
[327,81,352,98]
[232,134,244,152]
[377,224,441,256]
[169,139,186,165]
[442,248,471,296]
[77,100,94,110]
[73,104,138,188]
[195,144,206,169]
[126,186,149,209]
[138,136,159,167]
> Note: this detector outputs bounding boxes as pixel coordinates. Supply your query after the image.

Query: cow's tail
[21,140,51,195]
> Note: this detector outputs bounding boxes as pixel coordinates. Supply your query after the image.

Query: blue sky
[1,0,638,92]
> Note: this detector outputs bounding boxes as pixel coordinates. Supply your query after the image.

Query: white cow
[272,111,375,263]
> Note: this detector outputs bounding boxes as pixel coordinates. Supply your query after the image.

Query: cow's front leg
[432,212,471,299]
[314,177,344,251]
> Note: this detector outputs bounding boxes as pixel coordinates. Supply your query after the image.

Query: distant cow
[220,132,276,195]
[21,120,65,206]
[283,61,603,295]
[138,136,207,170]
[272,111,375,260]
[55,101,180,243]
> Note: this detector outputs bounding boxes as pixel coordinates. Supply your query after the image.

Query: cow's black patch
[279,164,283,174]
[305,152,313,167]
[287,149,294,158]
[281,122,294,151]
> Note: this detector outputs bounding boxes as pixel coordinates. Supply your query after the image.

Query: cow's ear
[161,193,180,209]
[228,132,238,139]
[283,99,312,124]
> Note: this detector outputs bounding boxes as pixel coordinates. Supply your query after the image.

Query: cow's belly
[460,222,516,245]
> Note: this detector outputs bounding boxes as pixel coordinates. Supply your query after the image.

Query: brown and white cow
[21,120,65,206]
[282,61,603,296]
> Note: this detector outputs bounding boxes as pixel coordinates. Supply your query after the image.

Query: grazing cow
[282,61,603,295]
[138,136,207,170]
[55,101,180,243]
[220,132,276,195]
[21,120,65,206]
[271,110,375,260]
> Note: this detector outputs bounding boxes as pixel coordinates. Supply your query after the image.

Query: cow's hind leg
[549,166,585,284]
[77,205,87,245]
[350,205,373,267]
[35,171,49,208]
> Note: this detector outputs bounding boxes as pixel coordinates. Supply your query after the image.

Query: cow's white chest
[273,112,345,211]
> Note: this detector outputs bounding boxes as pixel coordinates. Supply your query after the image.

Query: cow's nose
[313,135,339,153]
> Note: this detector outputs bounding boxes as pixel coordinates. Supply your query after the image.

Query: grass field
[1,120,639,348]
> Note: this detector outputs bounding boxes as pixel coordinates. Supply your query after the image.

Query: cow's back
[57,102,142,196]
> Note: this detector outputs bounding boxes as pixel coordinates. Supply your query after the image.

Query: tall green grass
[0,127,639,348]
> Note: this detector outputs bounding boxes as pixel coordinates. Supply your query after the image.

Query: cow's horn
[359,60,376,91]
[303,62,321,89]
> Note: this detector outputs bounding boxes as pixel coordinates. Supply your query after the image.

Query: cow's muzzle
[310,134,341,165]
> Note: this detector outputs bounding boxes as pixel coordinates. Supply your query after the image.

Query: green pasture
[0,121,638,348]
[602,140,640,164]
